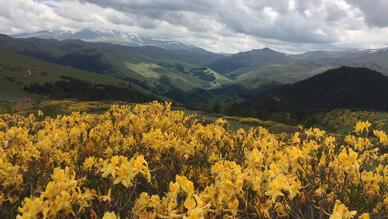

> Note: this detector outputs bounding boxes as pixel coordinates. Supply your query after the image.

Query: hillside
[208,48,292,76]
[4,33,388,95]
[234,61,333,88]
[247,66,388,113]
[0,34,229,92]
[0,48,158,108]
[167,47,225,66]
[208,47,388,89]
[12,29,225,63]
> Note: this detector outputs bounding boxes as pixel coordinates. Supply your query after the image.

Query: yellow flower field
[0,102,386,218]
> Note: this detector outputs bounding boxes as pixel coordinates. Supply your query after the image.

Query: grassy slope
[125,63,161,79]
[0,35,230,92]
[0,48,153,106]
[235,62,333,88]
[214,49,388,89]
[233,51,388,89]
[203,68,232,87]
[125,62,231,91]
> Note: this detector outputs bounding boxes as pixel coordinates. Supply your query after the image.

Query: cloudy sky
[0,0,388,53]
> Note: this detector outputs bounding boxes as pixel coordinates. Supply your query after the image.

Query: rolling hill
[4,31,388,108]
[5,32,388,94]
[0,48,159,108]
[246,66,388,114]
[208,47,291,76]
[12,29,225,65]
[208,47,388,89]
[0,34,230,93]
[234,61,333,88]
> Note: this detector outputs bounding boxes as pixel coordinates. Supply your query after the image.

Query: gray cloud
[0,0,388,53]
[76,0,362,44]
[346,0,388,27]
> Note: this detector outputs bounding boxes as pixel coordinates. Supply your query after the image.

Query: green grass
[0,49,127,85]
[0,48,148,107]
[202,68,232,87]
[125,63,161,79]
[125,62,232,91]
[125,62,229,91]
[235,62,335,88]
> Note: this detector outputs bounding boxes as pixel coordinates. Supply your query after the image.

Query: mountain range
[7,30,388,89]
[211,46,388,89]
[2,30,388,113]
[0,34,231,93]
[12,29,194,50]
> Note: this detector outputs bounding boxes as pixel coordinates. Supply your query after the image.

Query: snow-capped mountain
[12,29,194,50]
[292,47,388,61]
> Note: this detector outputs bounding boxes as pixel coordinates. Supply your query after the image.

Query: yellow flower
[265,173,300,203]
[184,196,197,210]
[130,155,151,182]
[345,135,357,145]
[337,148,360,173]
[100,155,150,187]
[103,211,118,219]
[325,136,336,145]
[355,121,371,135]
[358,213,370,219]
[17,197,45,219]
[330,200,357,219]
[246,148,263,165]
[1,101,387,218]
[291,132,301,144]
[133,192,161,216]
[83,156,96,171]
[265,175,285,202]
[176,175,194,195]
[305,128,325,139]
[373,130,388,145]
[287,146,305,162]
[184,207,204,219]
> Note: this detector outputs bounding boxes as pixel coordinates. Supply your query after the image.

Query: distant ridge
[11,29,225,66]
[208,47,291,76]
[0,34,230,93]
[11,29,193,50]
[248,66,388,113]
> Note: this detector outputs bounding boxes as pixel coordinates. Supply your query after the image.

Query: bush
[0,102,386,218]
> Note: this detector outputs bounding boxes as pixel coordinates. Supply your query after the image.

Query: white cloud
[0,0,387,53]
